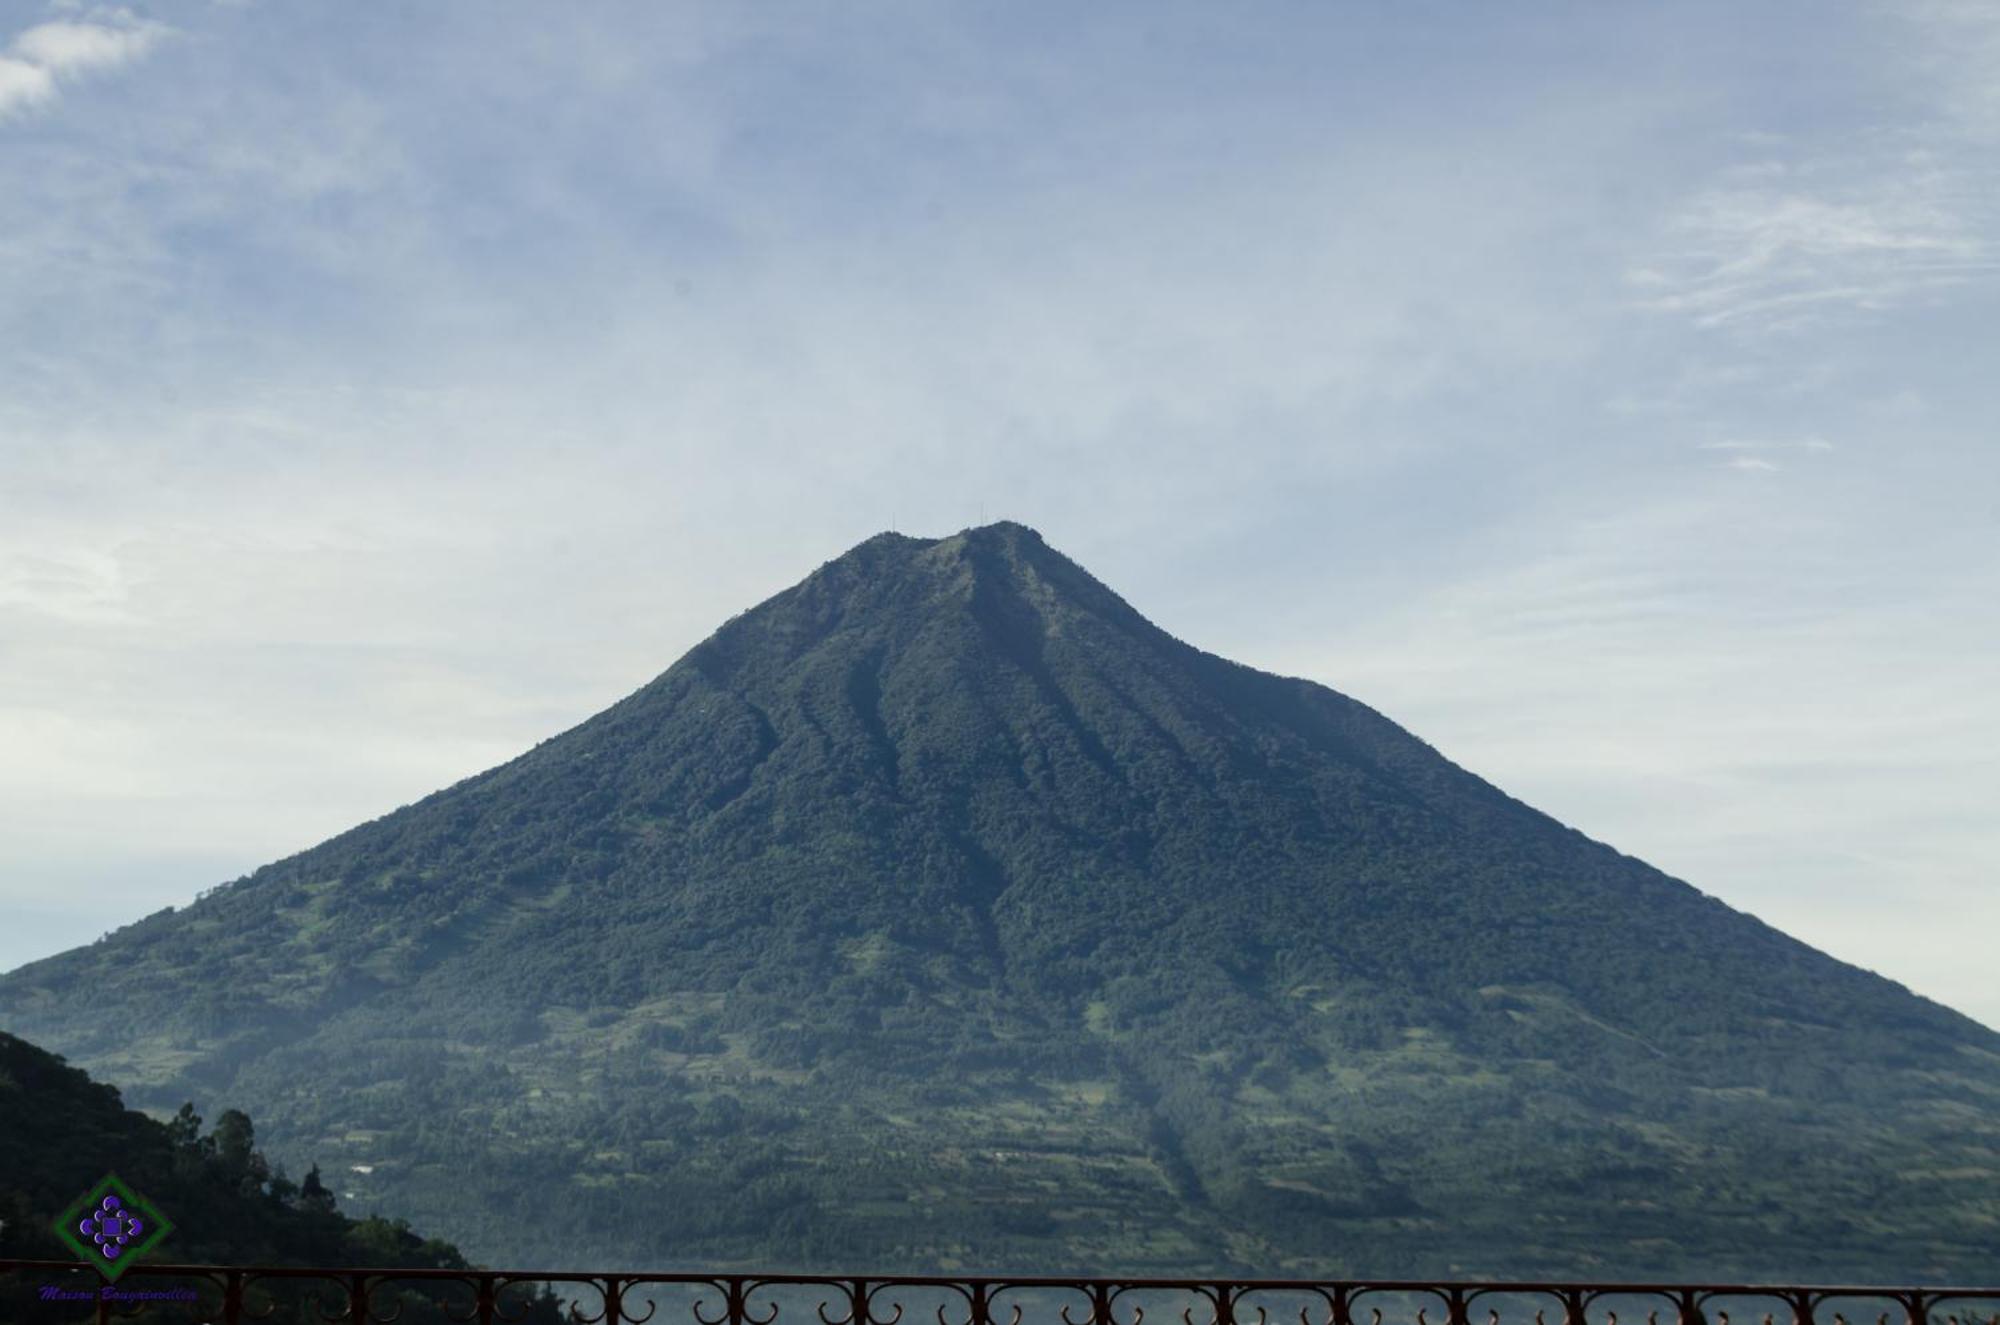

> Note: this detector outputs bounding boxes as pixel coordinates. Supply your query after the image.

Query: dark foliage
[0,1031,564,1320]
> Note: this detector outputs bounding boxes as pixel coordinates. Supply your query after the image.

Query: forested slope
[3,523,1995,1279]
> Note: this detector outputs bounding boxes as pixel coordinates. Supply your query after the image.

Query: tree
[300,1164,338,1215]
[266,1163,299,1208]
[165,1101,207,1154]
[209,1107,271,1196]
[212,1107,256,1174]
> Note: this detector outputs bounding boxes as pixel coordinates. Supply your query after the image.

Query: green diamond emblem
[53,1173,175,1282]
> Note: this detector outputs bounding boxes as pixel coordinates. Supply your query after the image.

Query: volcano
[3,522,1995,1278]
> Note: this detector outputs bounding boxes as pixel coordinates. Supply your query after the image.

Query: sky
[1,1,1995,1027]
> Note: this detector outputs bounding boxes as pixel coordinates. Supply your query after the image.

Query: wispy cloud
[1631,3,2000,339]
[1898,0,2000,138]
[1695,439,1837,473]
[1632,162,1991,332]
[0,11,165,119]
[1696,437,1835,451]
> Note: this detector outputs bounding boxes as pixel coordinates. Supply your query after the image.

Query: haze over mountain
[2,523,1994,1279]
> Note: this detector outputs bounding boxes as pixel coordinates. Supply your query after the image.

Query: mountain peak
[698,520,1150,678]
[942,518,1049,551]
[827,520,1055,577]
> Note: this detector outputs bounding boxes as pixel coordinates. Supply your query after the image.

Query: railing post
[222,1267,247,1325]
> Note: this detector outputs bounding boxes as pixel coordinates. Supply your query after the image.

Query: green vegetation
[0,1030,563,1320]
[2,523,1996,1281]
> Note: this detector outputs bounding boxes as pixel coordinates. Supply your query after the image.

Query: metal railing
[5,1260,1998,1325]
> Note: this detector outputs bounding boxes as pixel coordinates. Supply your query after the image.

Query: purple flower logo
[78,1194,144,1258]
[53,1174,175,1282]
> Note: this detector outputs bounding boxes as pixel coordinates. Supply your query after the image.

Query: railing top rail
[6,1259,2000,1294]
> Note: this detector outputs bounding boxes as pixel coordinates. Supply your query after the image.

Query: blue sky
[2,1,1996,1026]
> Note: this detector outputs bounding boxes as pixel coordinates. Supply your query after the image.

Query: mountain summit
[3,523,1995,1278]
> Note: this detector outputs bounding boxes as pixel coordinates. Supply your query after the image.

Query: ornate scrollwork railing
[4,1259,1997,1325]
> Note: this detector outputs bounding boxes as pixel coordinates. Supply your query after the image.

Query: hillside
[2,522,1996,1279]
[0,1030,562,1319]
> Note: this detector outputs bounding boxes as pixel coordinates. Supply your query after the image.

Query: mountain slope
[3,522,1996,1278]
